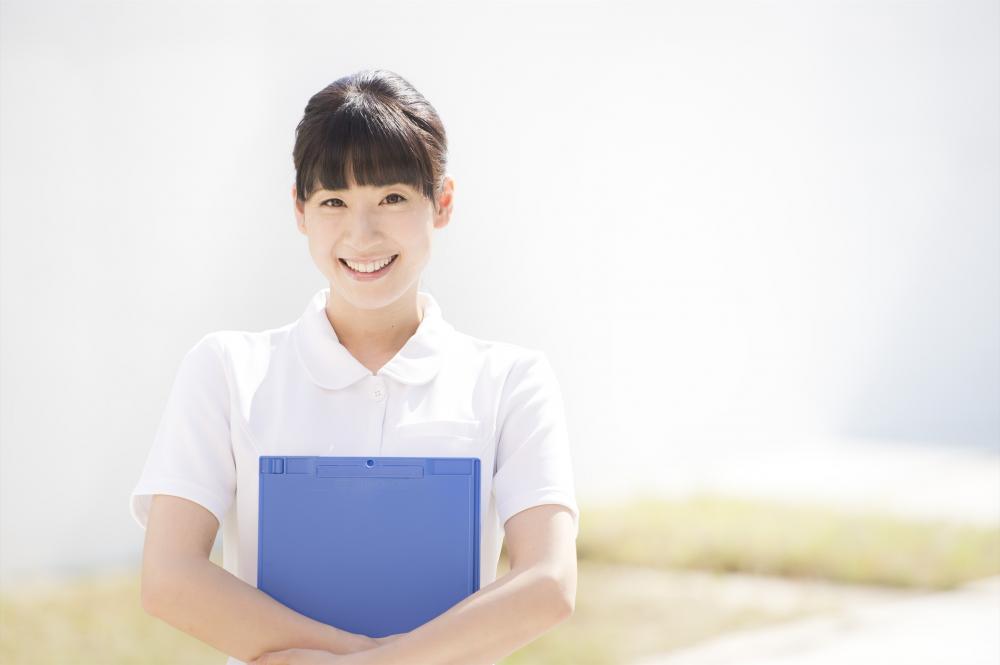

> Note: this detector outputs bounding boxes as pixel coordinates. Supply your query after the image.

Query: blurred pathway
[632,575,1000,665]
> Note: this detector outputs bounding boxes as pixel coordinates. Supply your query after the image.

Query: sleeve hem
[129,477,232,532]
[497,491,580,539]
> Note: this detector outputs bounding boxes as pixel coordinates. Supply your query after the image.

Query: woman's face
[293,174,454,311]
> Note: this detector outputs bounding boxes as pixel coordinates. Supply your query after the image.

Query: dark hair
[292,69,448,211]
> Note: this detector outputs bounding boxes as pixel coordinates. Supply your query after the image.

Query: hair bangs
[293,70,448,209]
[298,97,435,204]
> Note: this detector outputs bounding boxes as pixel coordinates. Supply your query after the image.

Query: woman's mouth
[339,254,399,281]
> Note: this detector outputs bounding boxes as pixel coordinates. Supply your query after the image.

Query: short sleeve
[493,349,580,539]
[129,333,236,532]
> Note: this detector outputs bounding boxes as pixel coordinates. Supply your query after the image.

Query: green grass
[1,560,827,665]
[0,569,225,665]
[3,494,998,664]
[575,493,1000,589]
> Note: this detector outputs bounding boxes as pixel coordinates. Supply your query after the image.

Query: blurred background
[1,0,998,663]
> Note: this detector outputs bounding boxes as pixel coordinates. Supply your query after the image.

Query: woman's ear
[433,176,455,229]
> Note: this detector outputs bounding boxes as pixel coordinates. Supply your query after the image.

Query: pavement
[631,575,1000,665]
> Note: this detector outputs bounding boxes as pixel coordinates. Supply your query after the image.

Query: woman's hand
[247,648,355,665]
[371,631,408,646]
[247,632,408,664]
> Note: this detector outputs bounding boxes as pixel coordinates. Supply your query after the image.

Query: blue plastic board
[258,456,481,637]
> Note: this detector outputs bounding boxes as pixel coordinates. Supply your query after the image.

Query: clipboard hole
[365,459,375,467]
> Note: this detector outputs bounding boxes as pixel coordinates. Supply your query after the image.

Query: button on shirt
[130,287,580,665]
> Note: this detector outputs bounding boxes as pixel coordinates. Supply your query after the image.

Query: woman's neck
[324,285,424,365]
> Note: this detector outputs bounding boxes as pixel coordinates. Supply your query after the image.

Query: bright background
[1,1,998,663]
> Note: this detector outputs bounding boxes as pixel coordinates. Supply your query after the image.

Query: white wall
[1,0,997,581]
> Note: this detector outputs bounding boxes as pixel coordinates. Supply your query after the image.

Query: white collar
[293,287,453,389]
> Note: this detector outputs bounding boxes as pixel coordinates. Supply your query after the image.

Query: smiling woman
[131,68,579,665]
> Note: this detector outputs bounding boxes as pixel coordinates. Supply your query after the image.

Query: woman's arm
[350,504,577,665]
[141,494,379,663]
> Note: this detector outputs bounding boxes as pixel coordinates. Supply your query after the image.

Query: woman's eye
[319,193,406,208]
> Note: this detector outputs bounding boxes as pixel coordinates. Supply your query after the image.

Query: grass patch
[4,494,997,664]
[574,493,1000,589]
[1,561,830,665]
[0,569,225,665]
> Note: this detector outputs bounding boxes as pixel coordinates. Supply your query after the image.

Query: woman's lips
[340,254,399,281]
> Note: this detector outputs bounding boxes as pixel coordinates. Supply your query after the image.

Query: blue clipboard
[257,455,481,637]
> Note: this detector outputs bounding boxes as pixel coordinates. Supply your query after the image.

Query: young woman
[131,69,580,665]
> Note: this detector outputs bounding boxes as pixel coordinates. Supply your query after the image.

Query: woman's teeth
[343,255,397,273]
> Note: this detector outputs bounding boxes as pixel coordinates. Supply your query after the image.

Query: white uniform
[130,286,580,665]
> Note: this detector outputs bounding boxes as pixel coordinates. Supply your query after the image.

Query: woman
[131,69,580,665]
